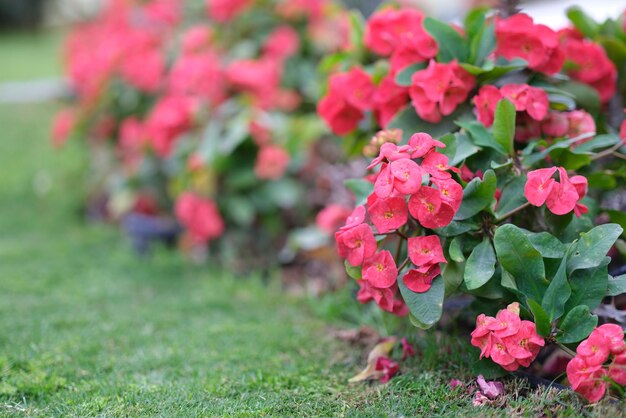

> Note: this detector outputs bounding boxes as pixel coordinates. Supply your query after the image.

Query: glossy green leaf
[455,169,497,220]
[423,17,469,63]
[345,260,362,280]
[398,275,445,329]
[457,120,506,155]
[492,99,516,155]
[449,237,465,262]
[494,176,527,220]
[567,224,623,274]
[528,299,551,337]
[494,224,547,303]
[523,231,566,259]
[464,237,496,290]
[387,105,465,139]
[566,6,599,38]
[394,62,427,87]
[607,274,626,296]
[565,258,610,312]
[541,256,570,322]
[557,305,598,344]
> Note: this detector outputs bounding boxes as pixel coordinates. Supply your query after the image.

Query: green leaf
[435,219,481,237]
[455,169,497,220]
[565,258,610,312]
[572,134,620,154]
[557,305,598,344]
[607,274,626,296]
[470,21,495,66]
[457,120,506,155]
[398,275,444,329]
[494,176,527,220]
[492,99,516,156]
[494,224,547,303]
[442,260,465,295]
[541,256,571,322]
[557,80,601,118]
[423,17,469,63]
[344,178,373,206]
[448,237,465,262]
[440,132,480,166]
[345,260,362,280]
[523,231,566,259]
[464,237,496,290]
[387,105,466,139]
[472,357,507,379]
[567,224,623,274]
[394,63,426,87]
[528,299,551,337]
[566,6,599,38]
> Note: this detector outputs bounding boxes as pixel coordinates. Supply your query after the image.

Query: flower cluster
[175,192,225,244]
[567,324,626,402]
[474,84,549,127]
[471,303,545,371]
[335,131,463,312]
[524,167,588,216]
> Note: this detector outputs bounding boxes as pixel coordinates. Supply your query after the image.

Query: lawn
[0,30,623,417]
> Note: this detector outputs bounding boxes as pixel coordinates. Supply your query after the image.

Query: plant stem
[398,257,410,272]
[395,237,404,261]
[591,142,624,161]
[556,342,576,358]
[495,202,530,222]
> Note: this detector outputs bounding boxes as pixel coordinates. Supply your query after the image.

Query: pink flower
[226,58,282,109]
[477,375,505,399]
[375,356,399,383]
[408,186,455,229]
[541,112,569,138]
[407,235,446,269]
[561,36,617,103]
[364,8,433,59]
[168,51,225,105]
[316,204,352,234]
[263,26,300,61]
[402,265,440,293]
[363,250,398,288]
[357,281,407,316]
[374,75,409,128]
[566,110,596,141]
[500,84,549,122]
[470,304,545,371]
[181,26,213,55]
[254,145,290,180]
[495,13,564,74]
[335,223,377,267]
[206,0,251,22]
[318,67,376,135]
[409,60,475,123]
[175,192,224,244]
[449,379,463,389]
[620,118,626,145]
[368,196,408,234]
[474,85,502,127]
[408,132,446,158]
[51,109,75,148]
[524,167,557,206]
[146,95,196,157]
[525,167,587,216]
[120,46,164,93]
[401,337,416,359]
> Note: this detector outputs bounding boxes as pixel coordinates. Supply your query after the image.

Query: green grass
[0,29,64,82]
[0,31,624,416]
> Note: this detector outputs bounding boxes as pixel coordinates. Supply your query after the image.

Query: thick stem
[495,202,530,223]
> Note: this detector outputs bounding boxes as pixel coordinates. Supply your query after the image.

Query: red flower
[181,26,213,55]
[621,117,626,145]
[495,13,563,74]
[409,60,475,123]
[402,264,440,293]
[375,356,399,383]
[401,337,416,359]
[368,196,408,234]
[335,223,377,267]
[51,109,75,148]
[318,68,375,135]
[408,132,446,158]
[408,186,455,229]
[175,192,224,244]
[407,235,446,269]
[431,178,463,211]
[565,110,595,141]
[374,75,409,128]
[168,51,225,105]
[254,145,290,180]
[544,168,582,216]
[363,250,398,288]
[541,112,569,138]
[500,84,549,122]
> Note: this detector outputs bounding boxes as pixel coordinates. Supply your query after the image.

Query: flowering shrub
[54,0,354,271]
[320,2,626,401]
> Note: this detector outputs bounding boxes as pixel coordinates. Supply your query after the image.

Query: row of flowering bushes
[53,0,356,273]
[320,3,626,403]
[54,0,626,404]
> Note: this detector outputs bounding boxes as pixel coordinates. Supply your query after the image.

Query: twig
[495,202,530,222]
[397,257,410,272]
[591,142,624,161]
[556,342,576,358]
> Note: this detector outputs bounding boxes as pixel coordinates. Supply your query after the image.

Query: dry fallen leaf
[348,337,397,383]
